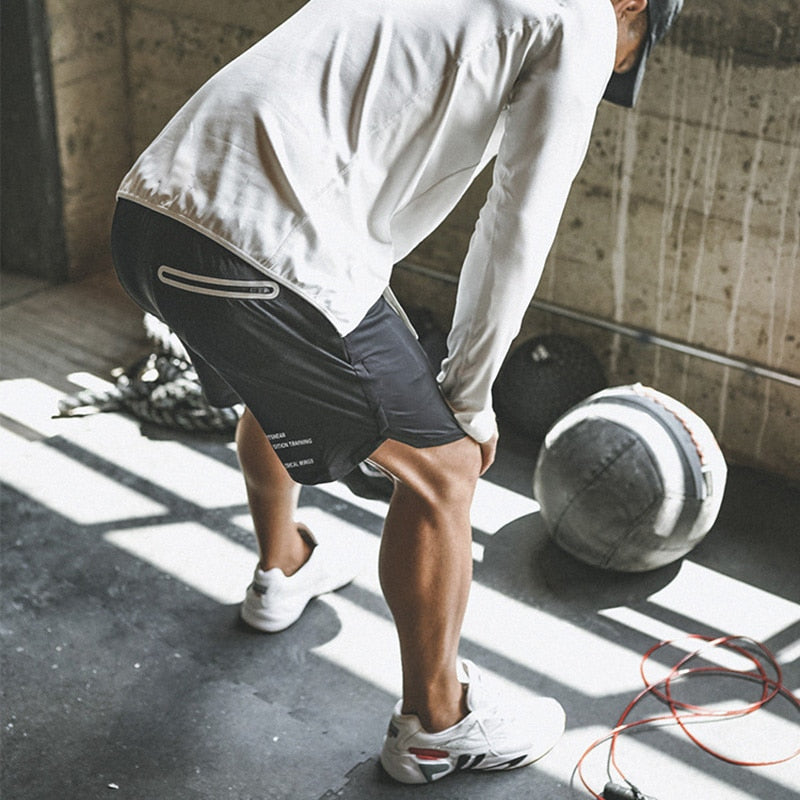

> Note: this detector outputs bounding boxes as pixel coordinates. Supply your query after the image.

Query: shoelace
[464,665,511,753]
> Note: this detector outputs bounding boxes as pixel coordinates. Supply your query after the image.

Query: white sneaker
[240,522,362,633]
[380,660,565,784]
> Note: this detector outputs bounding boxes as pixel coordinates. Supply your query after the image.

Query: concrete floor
[1,274,799,799]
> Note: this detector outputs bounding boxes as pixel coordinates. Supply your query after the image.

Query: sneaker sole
[380,745,546,784]
[240,598,307,633]
[381,697,566,784]
[239,574,358,633]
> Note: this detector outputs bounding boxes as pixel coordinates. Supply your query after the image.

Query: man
[111,0,682,785]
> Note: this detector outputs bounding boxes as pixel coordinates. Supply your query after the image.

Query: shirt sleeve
[437,21,615,443]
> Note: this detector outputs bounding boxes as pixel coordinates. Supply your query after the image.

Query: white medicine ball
[533,384,727,572]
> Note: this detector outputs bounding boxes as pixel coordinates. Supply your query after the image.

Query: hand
[478,433,498,476]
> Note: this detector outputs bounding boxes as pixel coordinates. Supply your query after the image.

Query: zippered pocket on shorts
[157,265,280,299]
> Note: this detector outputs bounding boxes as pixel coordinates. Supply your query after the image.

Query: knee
[415,438,482,513]
[374,436,482,510]
[435,436,482,490]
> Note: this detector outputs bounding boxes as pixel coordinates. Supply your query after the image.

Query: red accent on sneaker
[409,748,450,760]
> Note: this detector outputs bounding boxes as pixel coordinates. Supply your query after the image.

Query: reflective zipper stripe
[157,265,280,299]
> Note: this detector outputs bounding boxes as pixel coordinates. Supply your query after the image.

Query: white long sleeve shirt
[118,0,617,442]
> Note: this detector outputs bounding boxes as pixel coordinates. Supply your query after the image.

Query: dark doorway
[1,0,68,282]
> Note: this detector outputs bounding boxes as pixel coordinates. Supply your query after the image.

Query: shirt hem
[115,191,350,335]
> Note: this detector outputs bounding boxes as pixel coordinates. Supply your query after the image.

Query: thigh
[366,436,481,497]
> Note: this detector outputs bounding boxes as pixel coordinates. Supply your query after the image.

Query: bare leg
[369,436,482,733]
[237,405,481,733]
[235,407,311,575]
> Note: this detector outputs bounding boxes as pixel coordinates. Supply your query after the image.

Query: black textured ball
[494,334,606,440]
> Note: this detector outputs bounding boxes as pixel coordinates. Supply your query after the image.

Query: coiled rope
[56,314,242,434]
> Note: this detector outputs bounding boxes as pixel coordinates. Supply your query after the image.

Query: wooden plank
[0,271,148,388]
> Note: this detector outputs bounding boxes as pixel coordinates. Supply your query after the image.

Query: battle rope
[56,313,243,433]
[574,634,800,799]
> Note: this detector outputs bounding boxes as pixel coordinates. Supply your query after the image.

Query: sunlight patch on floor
[1,377,246,509]
[1,426,167,524]
[540,722,768,800]
[598,606,759,671]
[60,412,245,509]
[0,377,89,439]
[655,699,800,791]
[313,594,585,712]
[104,522,255,604]
[647,560,800,642]
[463,582,646,697]
[314,593,402,698]
[313,478,389,518]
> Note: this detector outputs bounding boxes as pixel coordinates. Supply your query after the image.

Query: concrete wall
[45,0,799,481]
[44,0,131,279]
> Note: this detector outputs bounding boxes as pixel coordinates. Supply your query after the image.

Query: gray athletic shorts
[111,199,464,484]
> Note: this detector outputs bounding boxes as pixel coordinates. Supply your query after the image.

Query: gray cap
[603,0,684,107]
